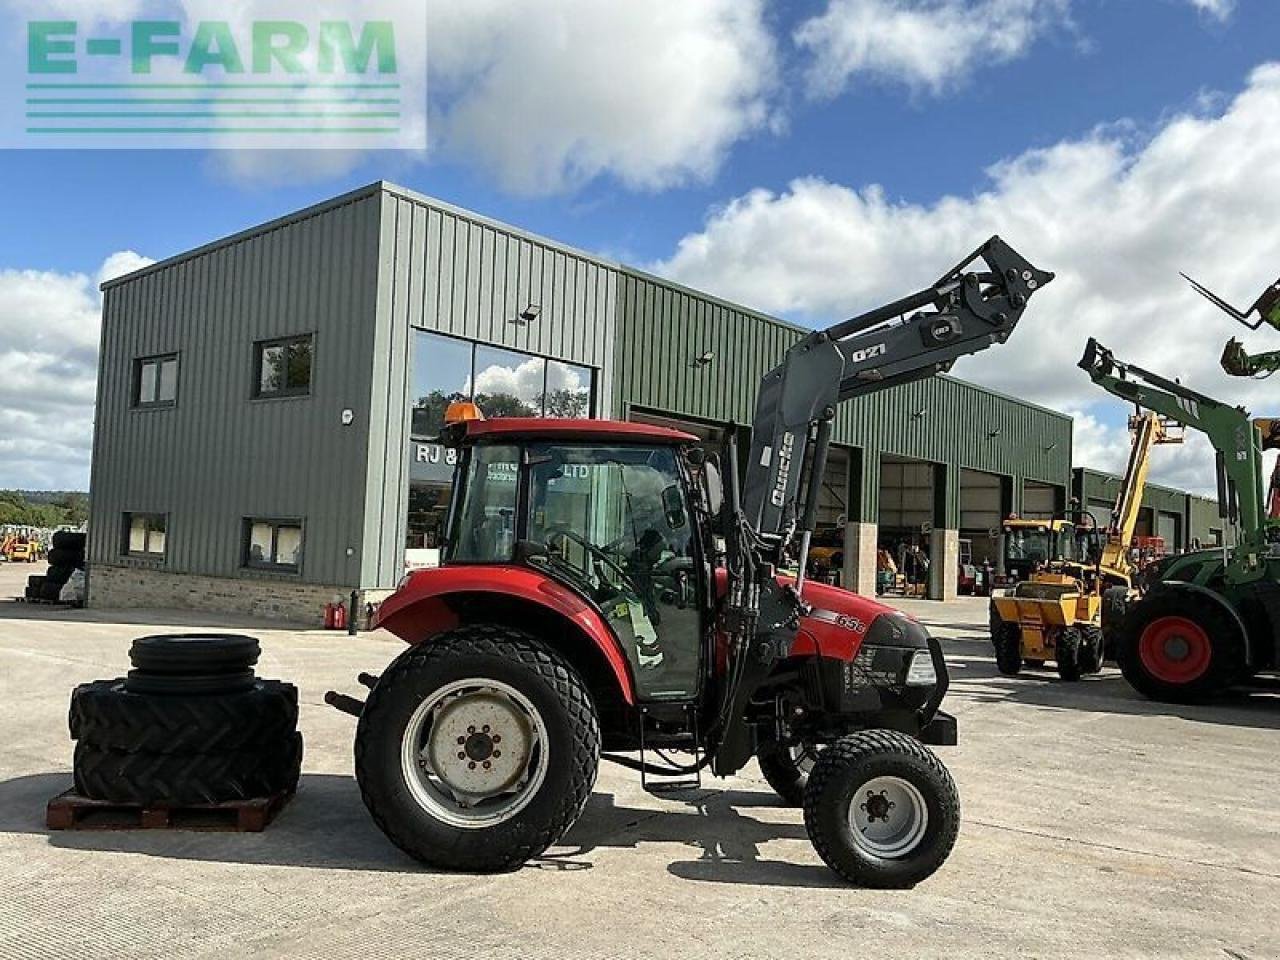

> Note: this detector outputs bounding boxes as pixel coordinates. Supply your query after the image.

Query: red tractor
[332,238,1052,887]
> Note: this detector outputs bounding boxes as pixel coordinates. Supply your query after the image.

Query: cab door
[525,443,703,701]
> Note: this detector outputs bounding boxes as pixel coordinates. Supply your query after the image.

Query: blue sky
[2,0,1279,490]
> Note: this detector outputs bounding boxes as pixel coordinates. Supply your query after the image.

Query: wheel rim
[1139,616,1211,684]
[400,678,549,830]
[848,775,929,859]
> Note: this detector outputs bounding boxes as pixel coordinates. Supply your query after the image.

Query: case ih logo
[9,3,424,149]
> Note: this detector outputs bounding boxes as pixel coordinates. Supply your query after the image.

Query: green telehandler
[1078,338,1280,702]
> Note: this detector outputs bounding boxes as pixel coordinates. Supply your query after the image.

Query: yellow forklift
[989,412,1180,680]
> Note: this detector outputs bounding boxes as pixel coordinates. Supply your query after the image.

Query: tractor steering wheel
[543,526,632,583]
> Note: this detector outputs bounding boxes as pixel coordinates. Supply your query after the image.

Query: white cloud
[795,0,1071,98]
[1187,0,1234,22]
[655,64,1280,492]
[0,252,153,490]
[429,0,777,194]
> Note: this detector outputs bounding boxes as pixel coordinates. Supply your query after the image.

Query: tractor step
[46,787,293,833]
[638,704,703,795]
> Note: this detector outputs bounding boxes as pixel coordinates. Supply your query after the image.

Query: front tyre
[355,625,600,872]
[992,622,1023,676]
[1055,627,1082,682]
[803,730,960,888]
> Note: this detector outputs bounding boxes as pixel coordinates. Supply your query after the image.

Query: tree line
[0,491,88,529]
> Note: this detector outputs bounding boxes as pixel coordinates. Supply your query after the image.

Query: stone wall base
[88,564,395,627]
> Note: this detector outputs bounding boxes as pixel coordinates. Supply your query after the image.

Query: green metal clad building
[85,182,1213,622]
[1072,468,1235,551]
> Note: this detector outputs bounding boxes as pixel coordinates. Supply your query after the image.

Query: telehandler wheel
[803,730,960,888]
[1078,625,1104,675]
[1117,591,1243,703]
[355,624,600,873]
[992,622,1022,676]
[1055,627,1082,682]
[757,739,820,807]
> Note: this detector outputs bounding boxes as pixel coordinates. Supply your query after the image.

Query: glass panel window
[157,358,179,403]
[411,332,475,437]
[255,336,313,398]
[244,519,303,571]
[543,360,592,418]
[473,345,544,418]
[133,354,178,407]
[448,445,519,562]
[123,513,166,558]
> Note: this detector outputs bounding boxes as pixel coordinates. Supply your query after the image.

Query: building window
[123,513,167,558]
[244,518,303,571]
[254,335,313,398]
[410,331,595,437]
[133,354,178,408]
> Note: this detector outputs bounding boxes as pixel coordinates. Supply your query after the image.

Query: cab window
[526,444,700,700]
[449,444,519,562]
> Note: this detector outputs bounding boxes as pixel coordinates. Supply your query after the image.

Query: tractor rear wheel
[355,624,600,872]
[1056,627,1082,682]
[803,730,960,888]
[992,622,1022,676]
[757,739,820,806]
[1078,625,1104,675]
[1117,591,1243,703]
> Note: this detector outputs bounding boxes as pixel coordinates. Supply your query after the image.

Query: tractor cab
[438,415,714,702]
[1002,515,1101,584]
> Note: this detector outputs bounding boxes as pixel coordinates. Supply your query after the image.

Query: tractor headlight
[904,650,937,687]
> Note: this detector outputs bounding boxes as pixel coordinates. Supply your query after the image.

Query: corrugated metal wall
[1074,468,1186,515]
[614,268,1073,525]
[90,188,384,587]
[364,186,620,586]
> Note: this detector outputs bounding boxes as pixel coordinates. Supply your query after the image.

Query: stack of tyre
[69,634,302,805]
[25,530,85,603]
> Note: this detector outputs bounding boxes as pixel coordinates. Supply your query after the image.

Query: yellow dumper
[990,573,1102,681]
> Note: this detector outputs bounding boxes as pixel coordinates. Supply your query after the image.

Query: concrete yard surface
[1,562,1277,960]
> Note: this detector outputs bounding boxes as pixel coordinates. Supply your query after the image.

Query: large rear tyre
[803,730,960,888]
[355,625,600,872]
[70,678,299,753]
[992,622,1023,676]
[1055,627,1082,682]
[757,739,819,807]
[74,732,302,804]
[1117,591,1243,703]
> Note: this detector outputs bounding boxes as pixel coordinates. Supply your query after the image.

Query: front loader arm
[1078,338,1263,535]
[707,237,1051,778]
[743,236,1053,548]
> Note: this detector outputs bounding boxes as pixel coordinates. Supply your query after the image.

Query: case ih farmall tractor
[333,239,1052,887]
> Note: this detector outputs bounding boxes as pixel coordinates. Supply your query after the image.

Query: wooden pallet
[46,788,293,833]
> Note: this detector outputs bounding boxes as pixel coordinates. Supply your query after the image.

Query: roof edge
[99,181,387,291]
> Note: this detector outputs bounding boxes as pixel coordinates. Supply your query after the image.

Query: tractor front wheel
[803,730,960,888]
[355,624,600,872]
